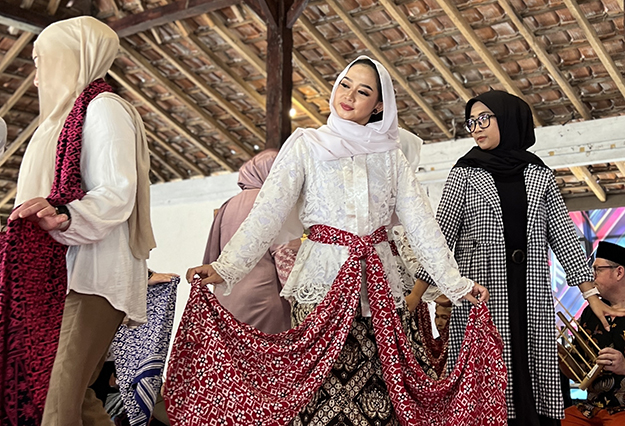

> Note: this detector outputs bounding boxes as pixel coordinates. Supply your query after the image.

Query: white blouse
[212,135,472,312]
[49,96,147,326]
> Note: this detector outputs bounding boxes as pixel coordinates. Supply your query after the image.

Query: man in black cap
[562,241,625,425]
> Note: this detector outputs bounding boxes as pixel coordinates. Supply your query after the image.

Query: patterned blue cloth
[111,278,178,426]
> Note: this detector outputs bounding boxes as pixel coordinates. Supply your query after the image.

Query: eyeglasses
[464,113,496,133]
[592,265,618,274]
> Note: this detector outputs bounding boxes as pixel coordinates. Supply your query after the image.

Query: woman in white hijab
[8,16,154,426]
[167,57,493,425]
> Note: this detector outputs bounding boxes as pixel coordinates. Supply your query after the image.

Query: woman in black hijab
[416,91,622,425]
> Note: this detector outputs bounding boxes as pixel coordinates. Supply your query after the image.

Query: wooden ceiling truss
[0,0,623,219]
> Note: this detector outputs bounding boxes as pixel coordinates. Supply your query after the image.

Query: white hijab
[277,55,400,163]
[16,16,119,205]
[273,56,401,244]
[15,16,155,259]
[398,128,423,173]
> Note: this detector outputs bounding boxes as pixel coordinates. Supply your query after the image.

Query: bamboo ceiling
[0,0,624,221]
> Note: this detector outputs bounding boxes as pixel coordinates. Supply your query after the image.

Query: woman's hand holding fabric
[462,282,489,305]
[9,197,70,231]
[149,272,179,286]
[186,263,224,286]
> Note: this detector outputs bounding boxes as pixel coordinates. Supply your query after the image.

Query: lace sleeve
[211,138,306,295]
[395,156,473,305]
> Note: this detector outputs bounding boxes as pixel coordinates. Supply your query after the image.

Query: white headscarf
[15,16,155,259]
[16,16,119,205]
[398,128,423,173]
[273,56,401,244]
[277,55,400,163]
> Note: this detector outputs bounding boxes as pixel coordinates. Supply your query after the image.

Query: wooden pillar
[265,0,293,149]
[245,0,307,149]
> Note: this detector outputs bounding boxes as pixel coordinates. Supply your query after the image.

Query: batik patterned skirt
[290,302,436,426]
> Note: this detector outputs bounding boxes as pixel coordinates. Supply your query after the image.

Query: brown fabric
[96,93,155,260]
[42,291,125,426]
[290,302,436,425]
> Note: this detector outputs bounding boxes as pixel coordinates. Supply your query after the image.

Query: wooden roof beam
[561,0,625,100]
[203,12,325,126]
[243,0,277,29]
[297,14,347,69]
[47,0,63,16]
[203,13,265,74]
[145,128,205,176]
[0,70,36,118]
[148,146,186,180]
[435,0,544,126]
[186,33,266,110]
[119,42,254,159]
[325,0,452,138]
[570,166,606,202]
[287,0,308,28]
[108,65,234,172]
[379,0,473,103]
[0,117,39,169]
[0,3,53,34]
[108,0,242,38]
[293,50,331,97]
[137,33,266,143]
[148,160,167,183]
[496,0,591,120]
[0,187,17,210]
[0,31,35,74]
[614,162,625,179]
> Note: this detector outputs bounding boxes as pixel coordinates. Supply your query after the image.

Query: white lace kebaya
[211,56,473,314]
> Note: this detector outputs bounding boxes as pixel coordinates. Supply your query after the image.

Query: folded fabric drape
[111,277,179,426]
[165,224,507,425]
[0,79,113,425]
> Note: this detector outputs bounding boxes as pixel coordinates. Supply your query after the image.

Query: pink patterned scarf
[165,224,507,425]
[0,79,112,425]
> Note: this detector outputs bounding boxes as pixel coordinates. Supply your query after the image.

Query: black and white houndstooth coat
[417,163,594,419]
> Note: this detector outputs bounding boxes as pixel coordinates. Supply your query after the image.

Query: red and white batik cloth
[164,225,507,426]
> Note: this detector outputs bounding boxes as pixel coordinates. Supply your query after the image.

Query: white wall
[148,171,239,364]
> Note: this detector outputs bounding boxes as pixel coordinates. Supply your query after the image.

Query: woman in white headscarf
[7,16,154,426]
[171,57,495,425]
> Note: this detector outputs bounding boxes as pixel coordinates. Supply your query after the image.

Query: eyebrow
[342,76,374,92]
[469,110,492,118]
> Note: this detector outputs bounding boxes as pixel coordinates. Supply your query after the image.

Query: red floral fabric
[165,225,507,426]
[0,79,112,426]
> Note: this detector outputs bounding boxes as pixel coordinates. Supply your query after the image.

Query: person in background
[203,149,291,334]
[415,90,625,426]
[562,241,625,426]
[434,303,452,335]
[6,16,155,426]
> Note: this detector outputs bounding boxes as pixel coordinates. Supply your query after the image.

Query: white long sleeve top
[212,135,473,312]
[49,96,147,326]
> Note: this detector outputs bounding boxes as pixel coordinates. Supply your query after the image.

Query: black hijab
[455,90,546,177]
